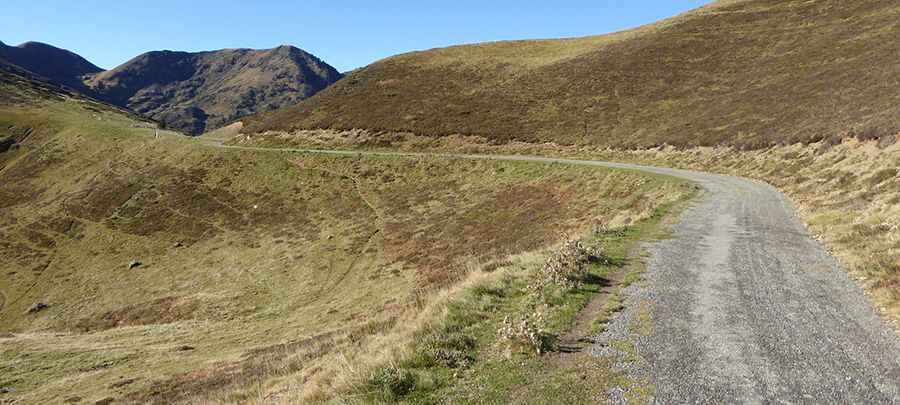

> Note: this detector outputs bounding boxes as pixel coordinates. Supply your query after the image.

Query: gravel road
[587,162,900,404]
[202,141,900,403]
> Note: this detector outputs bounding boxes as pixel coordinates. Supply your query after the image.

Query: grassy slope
[229,0,900,338]
[0,74,692,403]
[243,0,900,148]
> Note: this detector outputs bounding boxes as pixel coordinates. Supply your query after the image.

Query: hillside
[244,0,900,149]
[0,41,103,92]
[85,46,343,134]
[0,61,694,403]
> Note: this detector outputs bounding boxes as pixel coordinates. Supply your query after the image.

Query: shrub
[369,365,416,400]
[498,310,553,354]
[530,239,595,292]
[418,328,476,369]
[591,220,608,236]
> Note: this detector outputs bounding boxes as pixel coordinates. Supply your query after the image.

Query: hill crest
[243,0,900,149]
[0,41,103,92]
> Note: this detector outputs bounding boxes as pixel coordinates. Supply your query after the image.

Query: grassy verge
[339,197,691,404]
[588,140,900,329]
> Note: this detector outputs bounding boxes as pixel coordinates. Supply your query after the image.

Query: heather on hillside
[245,0,900,149]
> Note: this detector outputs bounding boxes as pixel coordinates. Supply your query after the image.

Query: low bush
[368,365,417,401]
[530,239,600,293]
[416,327,476,369]
[498,310,554,354]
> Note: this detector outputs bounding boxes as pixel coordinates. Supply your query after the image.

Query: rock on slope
[0,40,103,92]
[85,46,343,134]
[243,0,900,149]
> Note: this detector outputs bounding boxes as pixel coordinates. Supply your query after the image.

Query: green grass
[349,197,691,404]
[0,90,694,403]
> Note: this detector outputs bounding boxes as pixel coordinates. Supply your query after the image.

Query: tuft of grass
[367,365,417,401]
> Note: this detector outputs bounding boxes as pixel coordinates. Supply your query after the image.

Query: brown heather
[244,0,900,149]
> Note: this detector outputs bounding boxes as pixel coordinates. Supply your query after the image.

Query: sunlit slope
[0,70,691,403]
[245,0,900,148]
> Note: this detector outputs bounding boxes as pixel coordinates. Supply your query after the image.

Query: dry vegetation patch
[243,0,900,149]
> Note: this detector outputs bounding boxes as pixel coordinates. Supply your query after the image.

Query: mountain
[243,0,900,149]
[0,40,103,92]
[85,45,343,134]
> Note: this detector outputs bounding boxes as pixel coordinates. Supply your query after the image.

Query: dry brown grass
[232,126,900,367]
[0,88,691,403]
[367,132,900,330]
[243,0,900,149]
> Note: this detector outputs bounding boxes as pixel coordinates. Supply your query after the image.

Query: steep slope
[244,0,900,149]
[86,46,343,134]
[0,40,103,92]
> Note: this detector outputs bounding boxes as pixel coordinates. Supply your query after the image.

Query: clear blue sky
[1,1,709,72]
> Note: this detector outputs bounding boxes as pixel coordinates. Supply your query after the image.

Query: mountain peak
[87,45,343,135]
[269,44,311,57]
[0,40,102,91]
[0,40,343,136]
[17,41,56,49]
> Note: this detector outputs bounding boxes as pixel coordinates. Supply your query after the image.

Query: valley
[3,0,900,403]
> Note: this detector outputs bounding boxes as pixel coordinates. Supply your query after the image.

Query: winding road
[590,162,900,404]
[201,140,900,403]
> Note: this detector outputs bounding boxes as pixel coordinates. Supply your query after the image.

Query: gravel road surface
[588,162,900,404]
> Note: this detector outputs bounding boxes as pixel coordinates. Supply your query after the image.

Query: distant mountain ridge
[86,46,343,134]
[0,40,102,92]
[0,40,343,135]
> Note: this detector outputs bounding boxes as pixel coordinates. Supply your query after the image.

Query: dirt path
[199,140,900,403]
